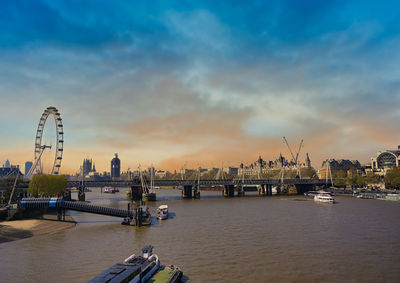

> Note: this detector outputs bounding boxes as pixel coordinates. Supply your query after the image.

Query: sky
[0,0,399,174]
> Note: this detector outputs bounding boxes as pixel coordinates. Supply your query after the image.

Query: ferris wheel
[26,106,64,178]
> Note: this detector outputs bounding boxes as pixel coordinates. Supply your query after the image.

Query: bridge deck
[20,198,133,218]
[65,178,330,188]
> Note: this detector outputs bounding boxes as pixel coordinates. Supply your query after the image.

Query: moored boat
[140,205,152,226]
[147,265,183,283]
[385,193,400,201]
[304,191,321,197]
[104,187,116,193]
[157,205,169,220]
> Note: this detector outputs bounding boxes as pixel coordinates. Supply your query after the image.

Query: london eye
[26,106,64,177]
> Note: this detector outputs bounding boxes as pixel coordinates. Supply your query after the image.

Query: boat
[89,246,182,283]
[385,193,400,201]
[88,245,160,283]
[304,191,321,197]
[103,187,116,193]
[143,192,156,202]
[314,191,335,203]
[157,205,169,220]
[148,264,183,283]
[140,205,152,226]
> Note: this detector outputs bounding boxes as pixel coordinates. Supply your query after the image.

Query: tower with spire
[305,153,311,168]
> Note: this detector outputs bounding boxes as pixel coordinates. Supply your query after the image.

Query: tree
[385,167,400,189]
[364,172,381,184]
[28,175,68,197]
[0,176,24,204]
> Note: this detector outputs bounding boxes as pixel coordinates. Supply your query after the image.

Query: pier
[18,198,153,226]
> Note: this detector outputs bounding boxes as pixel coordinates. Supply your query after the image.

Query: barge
[89,246,182,283]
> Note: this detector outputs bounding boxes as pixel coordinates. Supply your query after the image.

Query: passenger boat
[89,246,182,283]
[314,191,335,203]
[89,246,160,283]
[157,205,169,220]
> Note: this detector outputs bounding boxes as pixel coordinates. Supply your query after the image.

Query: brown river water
[0,189,399,282]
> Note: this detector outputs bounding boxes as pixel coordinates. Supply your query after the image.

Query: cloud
[1,0,399,173]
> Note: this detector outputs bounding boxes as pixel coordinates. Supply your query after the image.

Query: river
[1,189,399,282]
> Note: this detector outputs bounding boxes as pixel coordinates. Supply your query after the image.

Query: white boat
[314,191,335,203]
[157,205,169,220]
[89,245,160,283]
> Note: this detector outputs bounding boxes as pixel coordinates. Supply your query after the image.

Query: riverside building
[371,145,400,175]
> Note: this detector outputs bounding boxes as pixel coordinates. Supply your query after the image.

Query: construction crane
[282,137,303,178]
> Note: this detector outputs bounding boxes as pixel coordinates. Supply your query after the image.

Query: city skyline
[0,1,399,174]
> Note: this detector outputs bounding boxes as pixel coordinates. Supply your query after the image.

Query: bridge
[18,178,330,188]
[66,178,328,188]
[18,178,331,199]
[18,198,144,224]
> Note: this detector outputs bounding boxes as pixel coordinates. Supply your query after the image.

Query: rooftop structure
[371,145,400,175]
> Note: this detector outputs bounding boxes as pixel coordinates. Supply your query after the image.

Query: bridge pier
[182,185,193,199]
[258,185,266,196]
[193,186,200,199]
[129,186,142,201]
[78,186,85,202]
[237,185,245,197]
[295,184,314,195]
[223,185,235,197]
[275,185,281,195]
[135,206,142,227]
[266,185,272,196]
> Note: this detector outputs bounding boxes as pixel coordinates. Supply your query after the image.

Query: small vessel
[140,205,152,226]
[148,264,183,283]
[314,191,335,203]
[157,205,169,220]
[143,192,156,202]
[103,187,116,193]
[304,191,321,197]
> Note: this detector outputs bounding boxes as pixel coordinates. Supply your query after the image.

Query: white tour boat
[314,191,335,203]
[157,205,169,220]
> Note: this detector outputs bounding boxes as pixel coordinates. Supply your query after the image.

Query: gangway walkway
[20,198,134,218]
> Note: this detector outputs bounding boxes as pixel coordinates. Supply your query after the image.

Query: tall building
[4,160,10,168]
[82,159,93,176]
[111,153,121,178]
[25,161,33,176]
